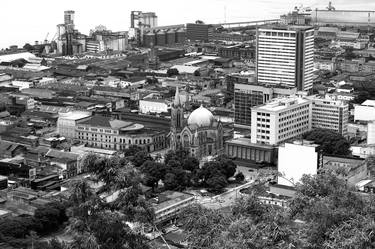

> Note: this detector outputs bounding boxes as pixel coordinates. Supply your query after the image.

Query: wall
[278,142,319,187]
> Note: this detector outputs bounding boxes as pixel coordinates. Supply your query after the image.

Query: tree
[123,145,143,157]
[206,174,228,193]
[303,128,351,156]
[180,204,232,248]
[163,172,179,190]
[131,151,153,167]
[164,148,189,165]
[366,155,375,176]
[140,161,166,190]
[215,155,237,178]
[33,203,65,234]
[235,172,245,182]
[34,238,67,249]
[163,167,190,191]
[182,157,200,172]
[288,171,370,248]
[109,185,155,224]
[167,68,179,77]
[67,177,151,249]
[181,195,293,249]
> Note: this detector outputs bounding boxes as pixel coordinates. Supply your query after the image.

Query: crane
[43,32,49,44]
[327,1,335,11]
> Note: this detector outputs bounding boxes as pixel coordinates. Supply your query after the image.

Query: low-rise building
[323,155,368,186]
[139,99,170,114]
[57,111,92,139]
[153,191,195,224]
[75,115,166,152]
[314,58,337,72]
[354,100,375,123]
[278,141,322,187]
[225,137,278,165]
[307,95,349,136]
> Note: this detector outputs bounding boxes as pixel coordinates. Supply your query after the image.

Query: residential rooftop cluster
[1,2,375,248]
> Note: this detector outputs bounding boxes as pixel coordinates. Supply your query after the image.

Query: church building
[169,87,224,158]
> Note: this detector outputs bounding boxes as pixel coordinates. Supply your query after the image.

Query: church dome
[187,105,215,127]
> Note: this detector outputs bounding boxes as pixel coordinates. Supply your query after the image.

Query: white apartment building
[278,141,321,187]
[308,95,349,136]
[139,99,169,114]
[256,26,314,91]
[368,121,375,145]
[57,111,92,139]
[251,96,311,145]
[354,100,375,123]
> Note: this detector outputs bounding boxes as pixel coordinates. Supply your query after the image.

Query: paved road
[198,180,254,209]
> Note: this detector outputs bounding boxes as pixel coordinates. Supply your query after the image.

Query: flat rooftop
[58,111,92,120]
[154,191,194,213]
[254,96,309,112]
[226,137,277,149]
[259,25,314,32]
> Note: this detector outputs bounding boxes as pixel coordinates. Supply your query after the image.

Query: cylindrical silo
[176,28,186,44]
[143,31,156,47]
[167,29,176,45]
[156,30,166,46]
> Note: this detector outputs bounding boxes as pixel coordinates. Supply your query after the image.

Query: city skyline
[2,0,374,49]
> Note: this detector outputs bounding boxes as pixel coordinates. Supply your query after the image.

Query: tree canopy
[179,171,375,249]
[303,128,351,156]
[69,155,156,249]
[167,68,179,77]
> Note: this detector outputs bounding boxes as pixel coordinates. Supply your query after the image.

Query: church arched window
[183,134,190,147]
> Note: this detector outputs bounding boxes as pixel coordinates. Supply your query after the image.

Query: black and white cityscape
[0,1,375,248]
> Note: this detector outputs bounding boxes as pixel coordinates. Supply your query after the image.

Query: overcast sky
[1,0,374,49]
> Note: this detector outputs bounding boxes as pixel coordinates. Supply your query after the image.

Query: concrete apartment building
[307,95,349,136]
[251,96,311,145]
[354,100,375,123]
[234,79,297,128]
[256,26,314,91]
[278,141,321,187]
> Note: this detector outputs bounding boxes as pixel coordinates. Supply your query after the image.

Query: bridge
[211,19,281,28]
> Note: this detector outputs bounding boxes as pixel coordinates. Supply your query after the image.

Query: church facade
[169,87,224,159]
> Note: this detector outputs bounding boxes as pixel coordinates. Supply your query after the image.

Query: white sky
[1,0,374,49]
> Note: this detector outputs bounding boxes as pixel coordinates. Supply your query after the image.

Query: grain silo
[176,28,186,44]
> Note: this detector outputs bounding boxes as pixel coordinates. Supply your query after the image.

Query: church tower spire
[171,86,184,130]
[173,86,181,107]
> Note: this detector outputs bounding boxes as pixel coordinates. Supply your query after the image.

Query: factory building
[56,10,87,55]
[186,23,214,42]
[86,29,128,53]
[130,11,158,44]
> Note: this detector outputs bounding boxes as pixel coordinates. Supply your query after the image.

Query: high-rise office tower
[256,26,314,91]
